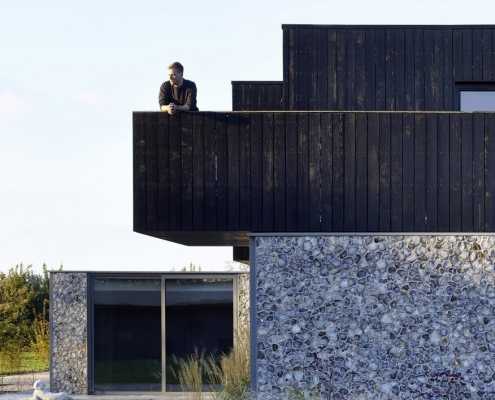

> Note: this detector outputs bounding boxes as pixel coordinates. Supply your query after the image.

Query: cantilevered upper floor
[134,25,495,247]
[134,110,495,246]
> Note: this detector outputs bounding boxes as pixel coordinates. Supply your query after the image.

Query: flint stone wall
[238,272,250,336]
[254,235,495,399]
[50,272,88,394]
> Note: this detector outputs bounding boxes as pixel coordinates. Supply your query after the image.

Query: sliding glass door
[91,274,235,393]
[93,278,162,391]
[164,278,234,391]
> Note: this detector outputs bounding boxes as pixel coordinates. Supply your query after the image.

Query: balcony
[134,111,495,246]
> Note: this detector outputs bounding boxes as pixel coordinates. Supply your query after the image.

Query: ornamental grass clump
[172,326,251,400]
[172,352,206,400]
[206,329,250,400]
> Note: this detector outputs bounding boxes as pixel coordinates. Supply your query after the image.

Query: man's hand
[160,102,191,114]
[160,103,177,115]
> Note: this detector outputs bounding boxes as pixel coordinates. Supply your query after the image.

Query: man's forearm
[175,104,190,111]
[160,103,190,114]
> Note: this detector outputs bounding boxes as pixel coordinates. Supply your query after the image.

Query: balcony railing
[134,111,495,246]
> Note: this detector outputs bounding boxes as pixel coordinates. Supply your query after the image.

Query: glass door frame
[88,272,240,394]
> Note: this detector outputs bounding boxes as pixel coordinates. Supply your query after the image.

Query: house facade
[50,271,249,394]
[52,25,495,398]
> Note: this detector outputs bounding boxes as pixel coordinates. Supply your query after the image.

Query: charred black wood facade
[283,25,495,111]
[135,25,495,246]
[233,26,495,112]
[232,81,284,111]
[134,111,495,245]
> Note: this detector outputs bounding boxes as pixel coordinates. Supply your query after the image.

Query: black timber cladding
[283,25,495,111]
[134,111,495,246]
[232,81,284,111]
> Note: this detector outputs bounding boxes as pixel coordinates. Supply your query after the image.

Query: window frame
[87,272,240,395]
[456,82,495,111]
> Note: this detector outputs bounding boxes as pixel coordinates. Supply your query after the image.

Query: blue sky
[1,0,493,272]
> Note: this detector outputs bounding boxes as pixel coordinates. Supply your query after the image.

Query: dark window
[91,275,236,393]
[165,278,234,391]
[94,279,162,392]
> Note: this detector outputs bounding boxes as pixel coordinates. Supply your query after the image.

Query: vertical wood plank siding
[231,82,284,111]
[283,26,495,111]
[134,111,495,244]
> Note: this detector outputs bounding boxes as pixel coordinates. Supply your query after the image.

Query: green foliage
[0,341,23,374]
[0,351,48,375]
[0,264,51,374]
[31,312,49,364]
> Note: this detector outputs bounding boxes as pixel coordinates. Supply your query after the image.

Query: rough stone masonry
[254,235,495,400]
[50,272,88,394]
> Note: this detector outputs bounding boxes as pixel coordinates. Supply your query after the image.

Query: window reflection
[165,278,233,391]
[460,91,495,111]
[94,279,161,391]
[92,276,235,393]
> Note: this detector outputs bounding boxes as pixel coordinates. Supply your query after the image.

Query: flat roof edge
[48,270,248,274]
[231,81,283,85]
[282,24,495,30]
[250,232,495,237]
[133,110,495,114]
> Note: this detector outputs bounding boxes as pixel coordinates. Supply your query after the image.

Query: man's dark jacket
[159,79,198,111]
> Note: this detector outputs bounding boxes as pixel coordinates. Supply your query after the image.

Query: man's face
[168,68,183,85]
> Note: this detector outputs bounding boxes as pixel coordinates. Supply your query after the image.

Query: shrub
[0,340,23,374]
[0,264,50,374]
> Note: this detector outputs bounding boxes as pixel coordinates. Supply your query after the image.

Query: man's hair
[168,62,184,73]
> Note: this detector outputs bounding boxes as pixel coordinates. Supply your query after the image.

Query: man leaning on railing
[159,61,198,115]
